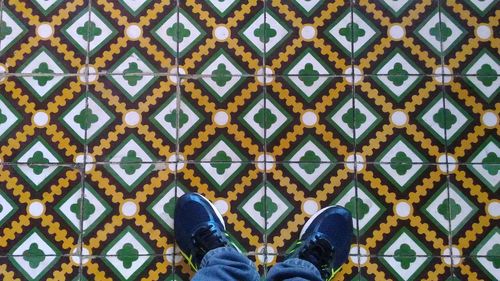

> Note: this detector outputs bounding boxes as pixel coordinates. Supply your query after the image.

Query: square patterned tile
[178,0,264,75]
[0,0,88,74]
[360,256,451,281]
[82,163,176,255]
[179,77,265,161]
[0,164,82,256]
[1,256,79,280]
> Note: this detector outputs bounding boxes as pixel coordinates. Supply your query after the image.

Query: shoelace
[190,224,227,265]
[299,235,336,279]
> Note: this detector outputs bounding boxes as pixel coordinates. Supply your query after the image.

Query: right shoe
[174,192,234,271]
[286,206,353,280]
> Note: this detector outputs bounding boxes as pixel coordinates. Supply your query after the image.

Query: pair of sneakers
[174,193,352,280]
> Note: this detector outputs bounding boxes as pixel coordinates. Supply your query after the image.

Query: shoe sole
[300,205,336,238]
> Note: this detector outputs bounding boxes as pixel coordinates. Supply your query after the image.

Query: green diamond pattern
[9,228,61,281]
[238,183,293,234]
[283,135,336,190]
[380,228,432,281]
[196,136,247,191]
[103,226,154,280]
[422,183,478,235]
[467,136,500,192]
[55,183,111,236]
[105,135,156,191]
[463,49,500,102]
[61,8,118,56]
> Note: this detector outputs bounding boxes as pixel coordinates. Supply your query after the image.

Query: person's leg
[266,206,353,281]
[193,247,260,281]
[266,258,323,281]
[174,193,259,281]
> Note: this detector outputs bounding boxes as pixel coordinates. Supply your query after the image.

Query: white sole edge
[195,193,226,229]
[300,206,336,238]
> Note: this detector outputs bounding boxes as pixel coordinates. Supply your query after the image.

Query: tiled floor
[0,0,498,280]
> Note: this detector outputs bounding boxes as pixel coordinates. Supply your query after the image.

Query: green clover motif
[23,243,45,268]
[210,151,231,174]
[433,108,457,130]
[120,150,141,175]
[0,109,7,124]
[482,152,499,175]
[345,197,369,220]
[486,244,500,269]
[339,23,365,43]
[0,20,13,40]
[167,23,190,43]
[476,64,497,87]
[299,151,320,174]
[76,21,102,42]
[28,151,49,175]
[429,22,452,42]
[211,64,232,87]
[74,108,98,130]
[388,63,409,86]
[70,197,96,221]
[437,198,461,220]
[253,108,277,130]
[163,197,175,218]
[394,243,416,269]
[254,195,278,219]
[342,108,366,129]
[298,63,319,86]
[164,109,189,128]
[254,23,276,44]
[0,204,2,213]
[33,62,55,86]
[390,151,412,175]
[123,62,143,86]
[116,243,139,269]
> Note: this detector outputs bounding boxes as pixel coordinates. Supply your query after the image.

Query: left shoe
[174,192,234,270]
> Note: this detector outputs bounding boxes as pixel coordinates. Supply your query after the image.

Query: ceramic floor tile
[178,77,265,161]
[0,1,88,74]
[442,76,499,164]
[87,0,177,73]
[440,0,498,69]
[357,75,447,164]
[447,165,497,256]
[178,0,264,75]
[0,75,87,164]
[82,163,176,255]
[357,163,449,256]
[177,162,265,253]
[266,76,354,162]
[0,164,82,256]
[265,1,352,76]
[353,0,441,75]
[85,74,176,162]
[356,75,450,164]
[460,256,500,281]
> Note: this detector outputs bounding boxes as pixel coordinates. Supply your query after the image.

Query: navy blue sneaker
[174,193,233,270]
[286,206,353,280]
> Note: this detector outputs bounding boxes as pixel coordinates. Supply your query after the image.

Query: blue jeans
[192,247,323,281]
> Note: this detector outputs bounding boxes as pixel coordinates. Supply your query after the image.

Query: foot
[174,192,232,270]
[286,206,353,280]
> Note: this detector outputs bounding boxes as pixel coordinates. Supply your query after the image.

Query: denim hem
[200,246,238,268]
[282,258,322,277]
